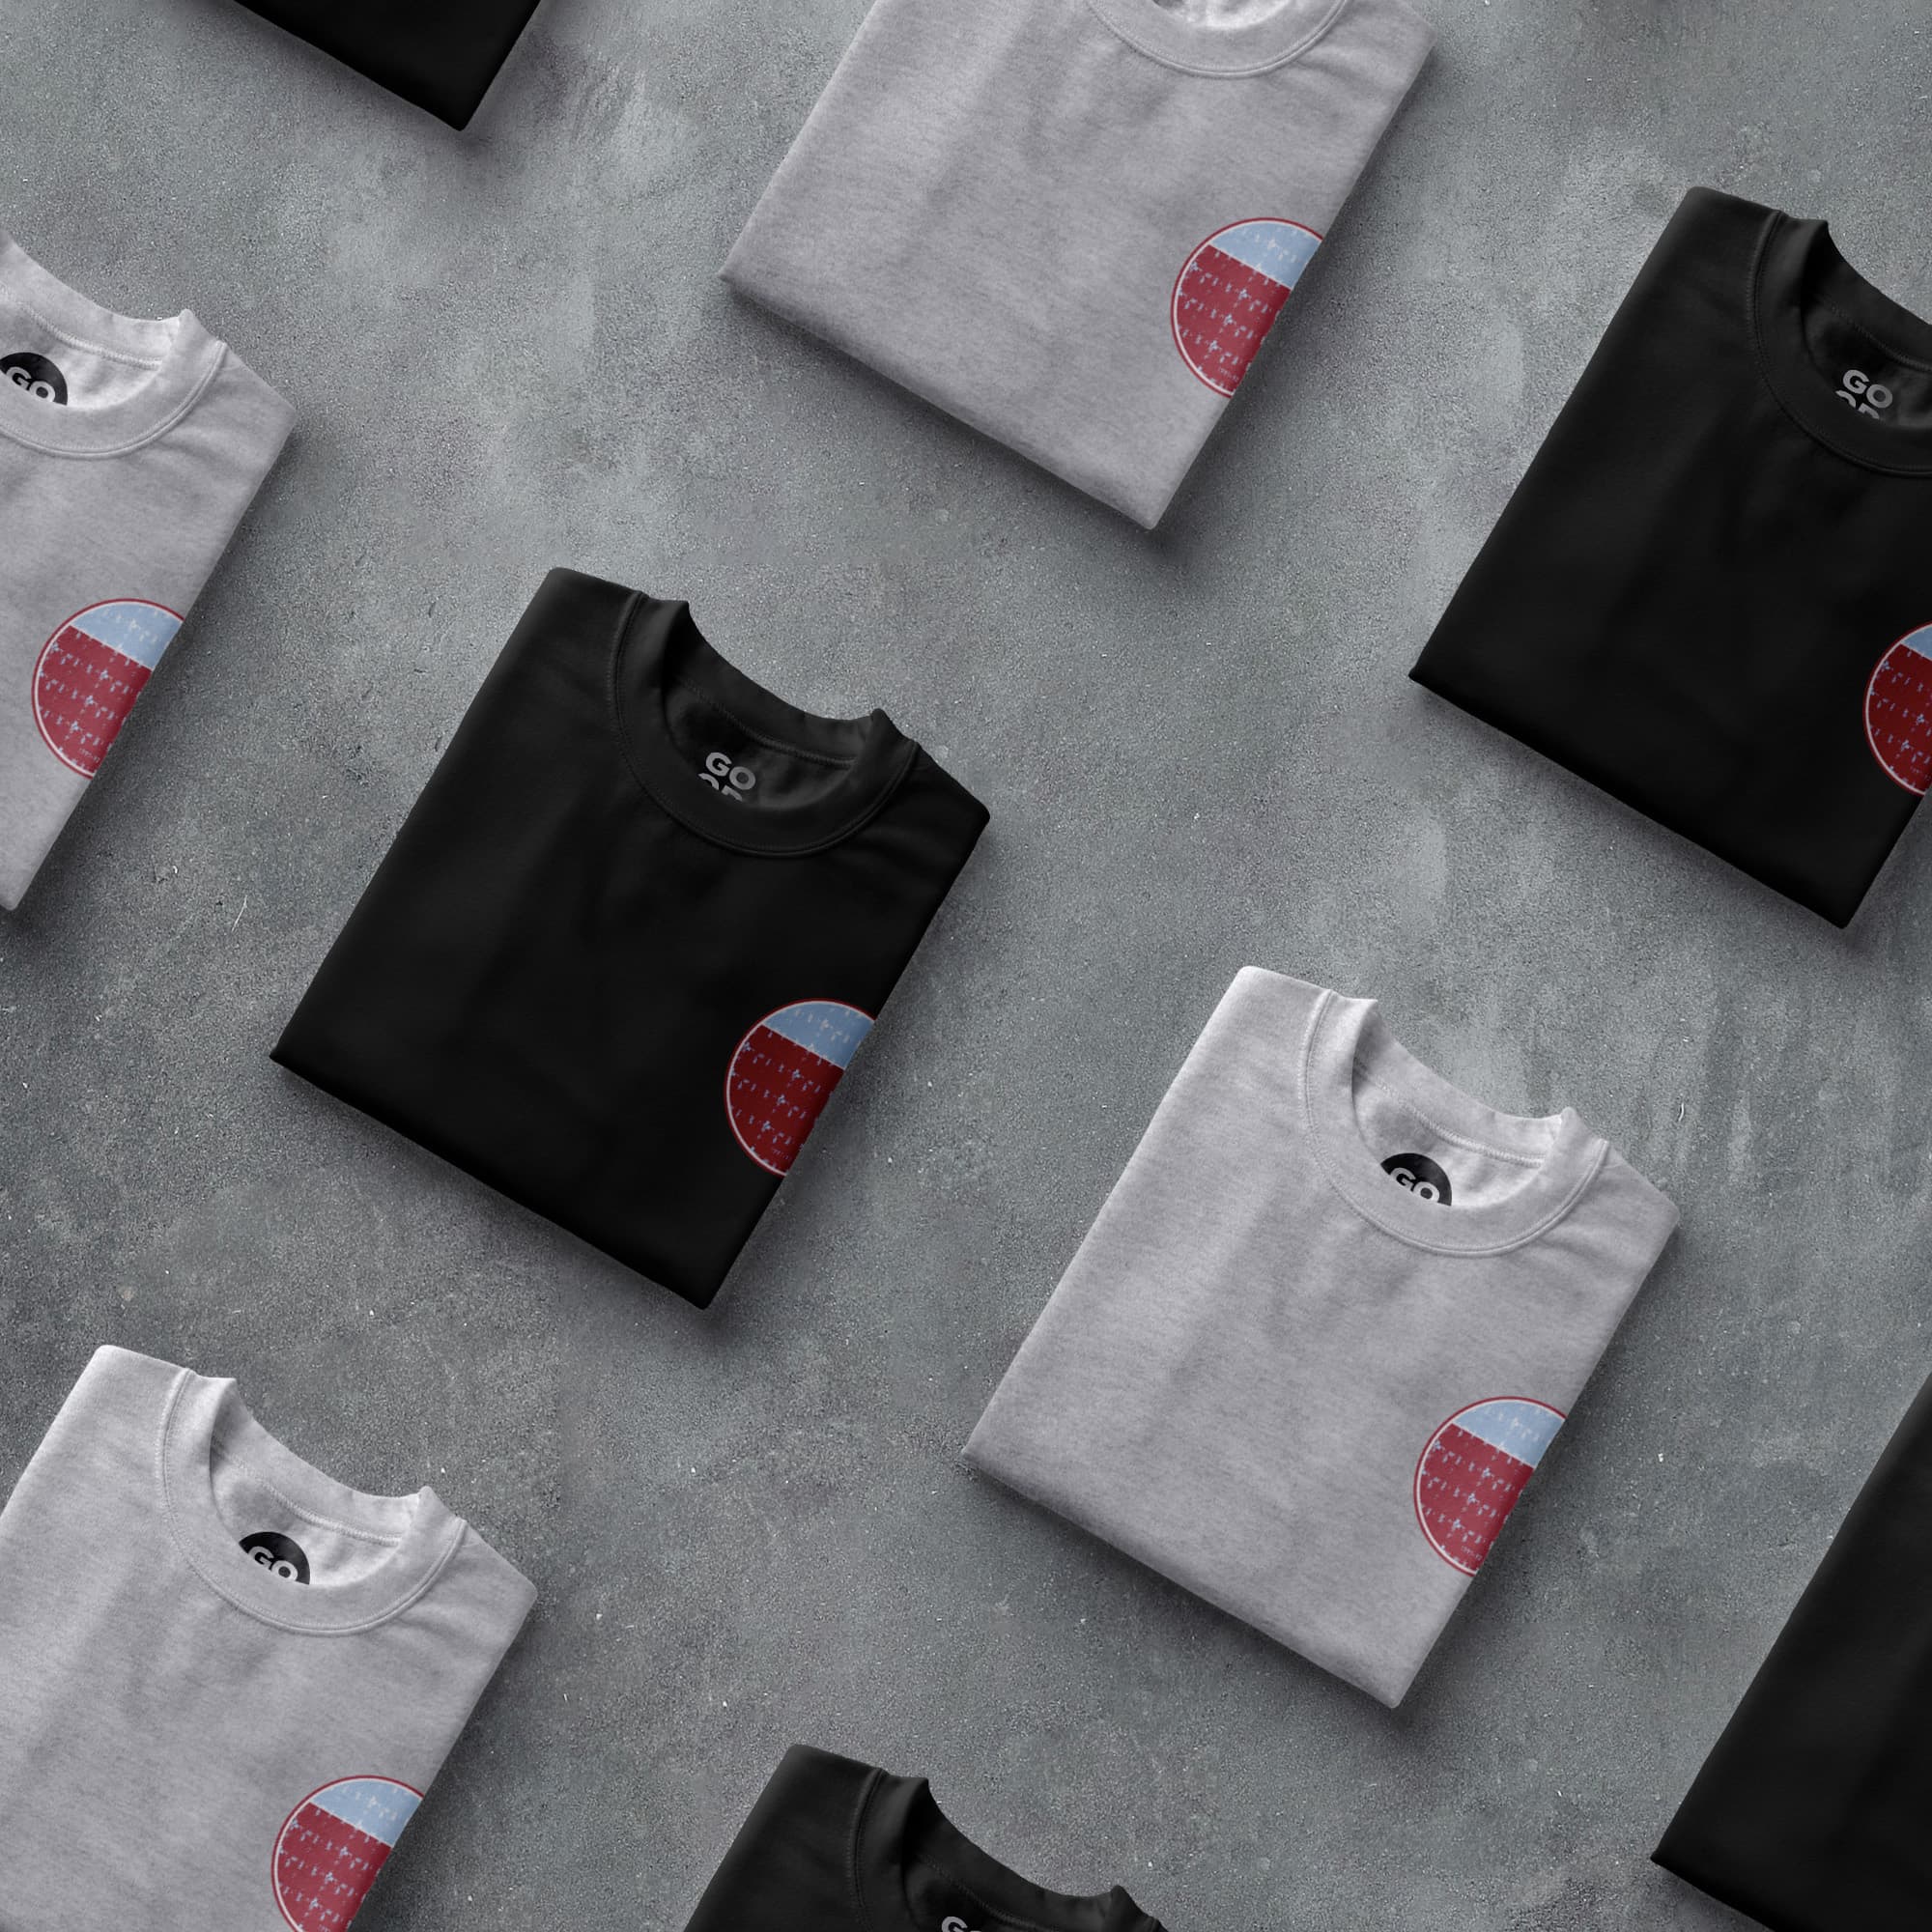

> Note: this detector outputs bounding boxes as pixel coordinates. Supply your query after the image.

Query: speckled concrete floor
[5,0,1932,1926]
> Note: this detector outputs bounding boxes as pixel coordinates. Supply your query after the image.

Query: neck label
[1838,368,1894,418]
[699,749,756,801]
[1382,1151,1453,1206]
[240,1529,311,1583]
[3,350,67,404]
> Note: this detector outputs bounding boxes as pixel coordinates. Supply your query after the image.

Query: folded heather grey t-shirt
[0,1347,534,1932]
[966,969,1678,1706]
[0,231,293,911]
[723,0,1434,526]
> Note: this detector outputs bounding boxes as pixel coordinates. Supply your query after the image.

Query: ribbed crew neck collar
[1752,209,1932,477]
[1299,987,1607,1256]
[0,231,225,457]
[158,1368,464,1635]
[853,1768,1160,1932]
[611,591,916,858]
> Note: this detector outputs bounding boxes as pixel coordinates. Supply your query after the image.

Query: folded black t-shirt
[685,1747,1161,1932]
[1412,187,1932,926]
[1654,1368,1932,1929]
[272,569,987,1305]
[233,0,542,127]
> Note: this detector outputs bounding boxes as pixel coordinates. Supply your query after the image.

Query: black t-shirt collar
[853,1769,1158,1932]
[1753,210,1932,477]
[611,592,916,857]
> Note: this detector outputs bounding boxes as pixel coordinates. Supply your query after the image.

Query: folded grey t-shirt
[966,969,1678,1706]
[0,231,293,911]
[723,0,1435,526]
[0,1347,534,1931]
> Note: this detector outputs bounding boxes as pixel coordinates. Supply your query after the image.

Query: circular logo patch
[241,1528,311,1583]
[1864,623,1932,795]
[725,999,873,1176]
[1171,218,1322,398]
[273,1776,422,1931]
[1382,1151,1453,1206]
[32,598,183,778]
[3,349,68,404]
[1413,1397,1565,1577]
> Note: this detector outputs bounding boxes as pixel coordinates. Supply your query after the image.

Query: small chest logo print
[1864,624,1932,795]
[725,999,873,1175]
[1414,1398,1565,1576]
[1172,219,1322,398]
[273,1776,422,1931]
[31,599,184,778]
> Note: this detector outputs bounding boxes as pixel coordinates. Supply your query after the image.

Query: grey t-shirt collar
[1300,988,1608,1255]
[158,1367,465,1635]
[0,231,225,457]
[1083,0,1352,75]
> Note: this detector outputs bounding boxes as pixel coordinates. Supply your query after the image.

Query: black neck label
[1382,1151,1453,1206]
[240,1530,311,1583]
[2,351,67,405]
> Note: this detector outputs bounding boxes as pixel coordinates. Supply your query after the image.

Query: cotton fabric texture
[0,231,292,913]
[966,969,1678,1706]
[1653,1366,1932,1931]
[273,568,988,1307]
[230,0,542,127]
[722,0,1434,527]
[683,1746,1162,1932]
[1411,187,1932,927]
[0,1347,533,1932]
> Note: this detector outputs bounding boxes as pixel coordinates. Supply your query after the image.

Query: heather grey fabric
[722,0,1434,527]
[966,969,1677,1707]
[0,1348,533,1931]
[0,231,292,911]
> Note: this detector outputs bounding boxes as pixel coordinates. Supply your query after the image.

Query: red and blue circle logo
[1864,623,1932,795]
[1413,1397,1565,1577]
[273,1776,422,1931]
[725,999,873,1175]
[32,598,183,778]
[1172,218,1323,398]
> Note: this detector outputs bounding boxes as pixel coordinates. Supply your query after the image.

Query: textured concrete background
[4,0,1931,1925]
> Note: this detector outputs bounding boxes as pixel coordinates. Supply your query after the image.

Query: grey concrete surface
[3,0,1930,1925]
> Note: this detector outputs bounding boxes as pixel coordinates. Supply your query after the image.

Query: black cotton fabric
[683,1747,1160,1932]
[1653,1368,1932,1930]
[232,0,542,127]
[1411,187,1932,927]
[272,569,987,1307]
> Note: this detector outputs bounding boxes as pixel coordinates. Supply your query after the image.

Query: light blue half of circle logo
[308,1778,420,1848]
[1453,1399,1563,1469]
[1208,220,1321,290]
[758,1000,871,1068]
[70,600,181,670]
[1891,623,1932,666]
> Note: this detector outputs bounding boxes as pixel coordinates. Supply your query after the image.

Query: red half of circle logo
[273,1776,423,1932]
[725,999,874,1176]
[1171,218,1322,399]
[1864,622,1932,795]
[1413,1397,1565,1577]
[32,598,184,779]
